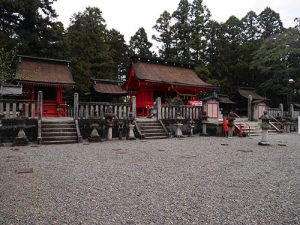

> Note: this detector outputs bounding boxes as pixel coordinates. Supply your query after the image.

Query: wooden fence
[0,99,37,119]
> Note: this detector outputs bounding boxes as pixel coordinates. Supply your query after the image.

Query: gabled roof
[238,88,267,100]
[218,94,236,104]
[15,55,75,87]
[92,79,127,95]
[128,57,216,89]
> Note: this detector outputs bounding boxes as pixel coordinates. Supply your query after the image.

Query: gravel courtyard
[0,134,299,225]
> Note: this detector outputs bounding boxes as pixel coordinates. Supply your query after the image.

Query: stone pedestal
[107,123,113,141]
[200,122,208,136]
[13,127,29,146]
[128,124,135,140]
[259,129,270,146]
[88,124,102,142]
[175,123,183,137]
[189,125,195,137]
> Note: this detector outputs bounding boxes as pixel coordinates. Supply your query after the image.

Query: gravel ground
[0,133,300,225]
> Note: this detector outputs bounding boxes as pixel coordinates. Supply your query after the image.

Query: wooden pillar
[279,103,284,117]
[38,91,43,120]
[248,95,252,121]
[157,97,161,120]
[74,92,79,120]
[131,96,136,119]
[31,86,35,101]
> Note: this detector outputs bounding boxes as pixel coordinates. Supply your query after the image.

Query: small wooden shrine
[123,56,216,117]
[89,78,127,102]
[15,55,75,117]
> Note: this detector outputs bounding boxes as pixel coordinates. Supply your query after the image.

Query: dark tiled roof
[93,79,127,95]
[15,56,75,86]
[132,61,214,88]
[218,95,235,104]
[238,88,266,100]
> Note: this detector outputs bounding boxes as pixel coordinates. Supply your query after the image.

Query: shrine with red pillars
[123,56,216,117]
[15,55,75,117]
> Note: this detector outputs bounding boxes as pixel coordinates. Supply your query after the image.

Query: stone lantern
[200,111,208,136]
[187,119,195,137]
[259,111,271,146]
[88,117,102,142]
[105,107,115,140]
[127,112,135,140]
[13,112,29,146]
[174,112,184,137]
[117,120,125,140]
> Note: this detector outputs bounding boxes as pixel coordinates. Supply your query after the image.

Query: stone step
[42,140,78,145]
[42,123,75,128]
[42,132,77,137]
[144,136,168,139]
[142,129,165,133]
[42,136,77,141]
[143,132,167,137]
[42,128,77,132]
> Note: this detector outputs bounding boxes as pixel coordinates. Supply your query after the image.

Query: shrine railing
[77,102,131,119]
[266,107,282,118]
[0,99,37,119]
[160,104,202,120]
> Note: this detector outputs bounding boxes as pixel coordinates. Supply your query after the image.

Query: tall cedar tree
[152,11,176,61]
[66,7,115,94]
[172,0,191,62]
[0,0,65,58]
[129,27,153,58]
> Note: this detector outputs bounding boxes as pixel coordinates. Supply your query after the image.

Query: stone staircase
[41,119,78,144]
[235,121,279,136]
[136,120,168,139]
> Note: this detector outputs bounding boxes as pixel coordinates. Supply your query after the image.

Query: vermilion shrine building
[123,57,216,117]
[15,55,75,117]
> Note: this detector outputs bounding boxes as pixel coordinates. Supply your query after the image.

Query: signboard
[188,100,202,106]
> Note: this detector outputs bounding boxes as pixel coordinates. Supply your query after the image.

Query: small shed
[15,55,75,117]
[237,87,268,120]
[90,78,127,102]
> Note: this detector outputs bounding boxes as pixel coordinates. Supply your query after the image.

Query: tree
[152,11,176,61]
[172,0,191,62]
[0,0,64,57]
[189,0,211,63]
[66,7,114,93]
[241,11,260,41]
[258,7,284,39]
[0,47,16,85]
[106,29,130,82]
[295,18,300,30]
[129,27,153,57]
[251,28,300,104]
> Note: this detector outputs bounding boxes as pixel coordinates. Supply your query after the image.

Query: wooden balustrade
[78,102,131,119]
[266,108,282,118]
[0,99,37,119]
[160,105,202,120]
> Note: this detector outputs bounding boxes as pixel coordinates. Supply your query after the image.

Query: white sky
[53,0,299,47]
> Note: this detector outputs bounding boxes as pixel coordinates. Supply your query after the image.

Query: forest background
[1,0,300,106]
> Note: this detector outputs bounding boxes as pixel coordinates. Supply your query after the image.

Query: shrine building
[123,56,216,117]
[15,55,75,117]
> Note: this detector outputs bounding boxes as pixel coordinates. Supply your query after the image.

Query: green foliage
[129,27,154,57]
[251,28,300,100]
[258,7,284,38]
[0,48,16,85]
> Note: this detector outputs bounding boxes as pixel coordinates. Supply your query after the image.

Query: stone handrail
[0,99,38,119]
[78,102,131,119]
[160,104,202,120]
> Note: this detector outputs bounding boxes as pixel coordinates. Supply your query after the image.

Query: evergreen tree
[189,0,211,63]
[258,7,284,39]
[66,7,114,93]
[129,27,153,57]
[152,11,175,61]
[172,0,191,62]
[0,0,64,57]
[106,29,130,82]
[241,11,260,41]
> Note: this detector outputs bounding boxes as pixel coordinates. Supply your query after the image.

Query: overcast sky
[53,0,299,47]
